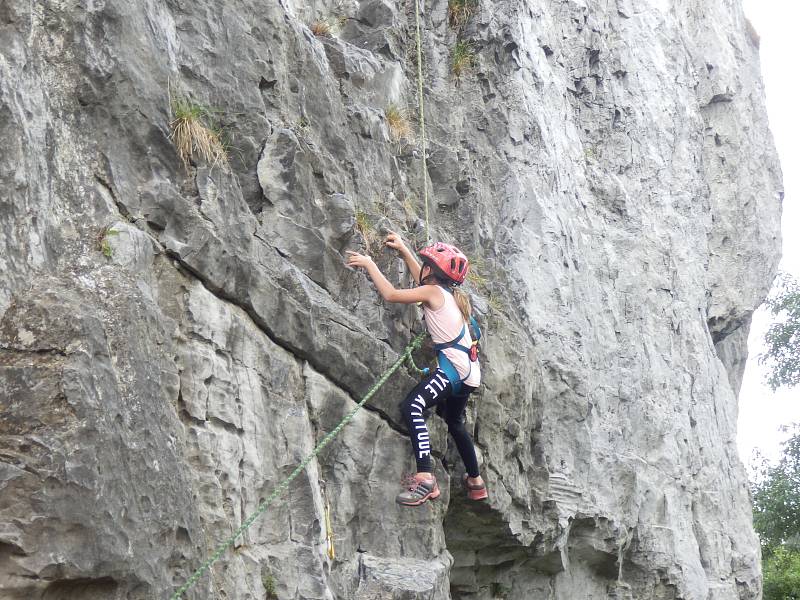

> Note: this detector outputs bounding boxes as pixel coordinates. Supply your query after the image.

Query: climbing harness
[169,332,426,599]
[428,304,481,395]
[433,314,481,395]
[408,317,481,395]
[415,284,482,394]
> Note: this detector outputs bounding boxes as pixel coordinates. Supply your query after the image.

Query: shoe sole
[397,486,440,506]
[463,474,488,501]
[467,489,488,501]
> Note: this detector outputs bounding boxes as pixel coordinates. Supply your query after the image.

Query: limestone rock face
[0,1,781,599]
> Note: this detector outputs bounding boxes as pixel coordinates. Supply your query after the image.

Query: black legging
[400,369,480,477]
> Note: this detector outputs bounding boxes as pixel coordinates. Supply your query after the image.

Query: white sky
[737,1,800,466]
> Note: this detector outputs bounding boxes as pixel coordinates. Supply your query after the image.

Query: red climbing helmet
[419,242,470,285]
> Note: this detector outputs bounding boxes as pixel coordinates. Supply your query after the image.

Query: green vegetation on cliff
[751,426,800,600]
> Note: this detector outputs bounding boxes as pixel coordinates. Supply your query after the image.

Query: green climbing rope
[414,0,431,243]
[169,331,426,599]
[407,351,429,376]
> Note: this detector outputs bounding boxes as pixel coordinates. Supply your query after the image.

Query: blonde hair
[453,287,472,323]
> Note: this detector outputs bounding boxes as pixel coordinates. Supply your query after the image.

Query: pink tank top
[422,287,481,388]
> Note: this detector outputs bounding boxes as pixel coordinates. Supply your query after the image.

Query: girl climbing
[346,232,488,506]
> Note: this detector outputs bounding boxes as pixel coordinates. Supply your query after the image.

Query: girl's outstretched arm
[385,231,422,284]
[346,251,438,306]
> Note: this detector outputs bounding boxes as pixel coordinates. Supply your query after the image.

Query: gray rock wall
[0,0,782,599]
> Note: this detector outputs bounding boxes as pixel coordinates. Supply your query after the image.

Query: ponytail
[453,287,473,324]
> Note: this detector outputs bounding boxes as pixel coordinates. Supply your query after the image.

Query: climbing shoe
[462,474,488,501]
[396,473,440,506]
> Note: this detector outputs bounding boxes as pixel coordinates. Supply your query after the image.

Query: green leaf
[760,272,800,391]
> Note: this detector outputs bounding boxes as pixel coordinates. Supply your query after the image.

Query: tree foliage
[760,272,800,391]
[762,546,800,600]
[751,425,800,600]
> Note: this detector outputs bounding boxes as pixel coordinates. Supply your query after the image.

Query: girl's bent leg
[400,370,452,473]
[444,386,480,478]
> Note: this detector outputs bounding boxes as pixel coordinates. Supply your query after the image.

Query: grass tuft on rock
[466,255,489,292]
[401,195,418,221]
[169,95,228,171]
[488,292,505,315]
[448,0,479,27]
[262,573,277,599]
[354,209,376,253]
[385,104,414,142]
[310,19,332,37]
[451,40,475,77]
[96,225,118,259]
[466,267,487,290]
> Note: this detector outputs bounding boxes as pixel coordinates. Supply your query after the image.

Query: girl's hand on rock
[346,251,374,269]
[384,231,406,252]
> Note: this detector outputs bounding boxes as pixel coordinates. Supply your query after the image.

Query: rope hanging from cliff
[169,332,426,600]
[170,6,436,596]
[414,0,431,243]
